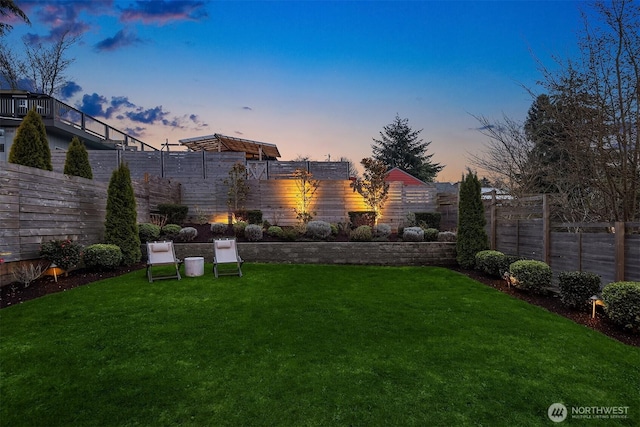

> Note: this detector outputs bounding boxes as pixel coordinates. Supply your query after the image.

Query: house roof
[178,133,281,160]
[385,167,428,186]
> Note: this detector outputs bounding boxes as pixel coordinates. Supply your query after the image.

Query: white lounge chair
[146,241,182,283]
[213,238,243,278]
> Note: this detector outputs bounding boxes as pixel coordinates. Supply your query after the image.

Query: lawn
[1,264,638,426]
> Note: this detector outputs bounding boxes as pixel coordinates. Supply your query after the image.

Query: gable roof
[178,133,281,160]
[385,167,428,186]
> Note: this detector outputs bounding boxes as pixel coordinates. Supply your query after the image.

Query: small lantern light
[43,263,65,282]
[590,295,604,318]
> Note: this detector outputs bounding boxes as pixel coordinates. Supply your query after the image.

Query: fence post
[543,194,550,265]
[615,221,625,281]
[490,190,497,250]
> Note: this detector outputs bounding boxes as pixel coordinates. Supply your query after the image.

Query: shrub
[161,224,182,240]
[233,221,247,237]
[330,223,339,236]
[40,239,83,271]
[83,244,123,270]
[247,210,263,225]
[415,212,441,230]
[348,211,376,228]
[350,225,372,242]
[403,227,424,242]
[9,108,52,171]
[437,231,457,242]
[601,281,640,330]
[423,228,439,242]
[456,170,489,268]
[158,204,188,225]
[282,228,300,241]
[105,163,140,265]
[63,136,93,179]
[12,263,45,287]
[210,222,228,235]
[245,224,264,241]
[374,223,392,239]
[138,223,161,243]
[475,250,506,277]
[558,271,601,309]
[509,260,552,294]
[306,221,332,240]
[267,226,284,238]
[178,227,198,242]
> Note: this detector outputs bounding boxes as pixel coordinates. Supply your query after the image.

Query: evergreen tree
[372,114,443,182]
[456,169,489,269]
[105,163,140,265]
[63,136,93,179]
[8,108,52,170]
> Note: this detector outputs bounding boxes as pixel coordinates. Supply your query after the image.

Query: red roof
[385,167,427,186]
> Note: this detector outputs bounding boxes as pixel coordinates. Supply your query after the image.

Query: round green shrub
[374,223,392,239]
[178,227,198,242]
[601,281,640,330]
[509,260,552,294]
[423,228,439,242]
[306,221,332,240]
[83,244,123,270]
[210,222,228,235]
[233,221,247,237]
[475,250,507,277]
[350,225,372,242]
[244,224,264,241]
[282,228,300,241]
[330,223,339,236]
[161,224,182,240]
[138,223,161,243]
[39,239,83,271]
[402,227,424,242]
[558,271,601,309]
[267,226,284,238]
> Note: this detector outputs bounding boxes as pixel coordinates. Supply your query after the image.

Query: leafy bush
[558,271,601,309]
[437,231,457,242]
[210,222,228,235]
[245,224,264,241]
[83,244,123,270]
[306,221,332,240]
[374,223,392,239]
[178,227,198,242]
[330,223,339,236]
[350,225,372,242]
[247,210,263,225]
[509,260,552,294]
[601,281,640,330]
[348,211,376,228]
[267,226,284,238]
[475,250,506,277]
[233,221,247,237]
[403,227,424,242]
[40,239,83,271]
[415,212,441,230]
[282,228,300,241]
[161,224,182,241]
[158,204,189,225]
[423,228,439,242]
[138,223,161,243]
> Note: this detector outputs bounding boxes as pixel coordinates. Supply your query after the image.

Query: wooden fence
[484,193,640,286]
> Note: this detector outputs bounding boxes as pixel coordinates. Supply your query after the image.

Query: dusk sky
[5,0,592,181]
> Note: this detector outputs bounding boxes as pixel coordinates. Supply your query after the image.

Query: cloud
[242,106,253,111]
[234,131,244,135]
[119,0,208,25]
[59,81,83,100]
[94,30,143,52]
[20,1,105,44]
[77,93,108,117]
[124,126,146,138]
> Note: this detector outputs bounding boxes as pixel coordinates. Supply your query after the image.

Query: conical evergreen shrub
[64,136,93,179]
[105,163,141,265]
[8,109,52,170]
[456,169,489,269]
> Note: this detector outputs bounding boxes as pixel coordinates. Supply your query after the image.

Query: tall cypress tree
[456,169,489,269]
[105,163,141,265]
[8,108,52,170]
[64,136,93,179]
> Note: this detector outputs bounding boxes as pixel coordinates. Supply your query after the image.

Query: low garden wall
[175,241,457,266]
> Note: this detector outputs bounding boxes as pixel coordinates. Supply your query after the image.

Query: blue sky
[5,0,590,181]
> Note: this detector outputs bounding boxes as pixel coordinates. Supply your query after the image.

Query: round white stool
[184,256,205,277]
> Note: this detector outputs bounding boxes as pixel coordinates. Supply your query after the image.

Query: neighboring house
[385,167,430,186]
[0,90,156,162]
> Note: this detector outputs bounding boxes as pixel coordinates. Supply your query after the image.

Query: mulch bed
[1,230,637,347]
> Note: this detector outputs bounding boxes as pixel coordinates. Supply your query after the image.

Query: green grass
[1,264,638,426]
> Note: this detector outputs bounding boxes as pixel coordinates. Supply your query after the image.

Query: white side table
[184,256,205,277]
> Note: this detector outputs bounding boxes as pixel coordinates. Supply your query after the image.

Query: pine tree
[8,108,52,170]
[64,136,93,179]
[105,163,141,265]
[456,169,489,269]
[372,114,443,182]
